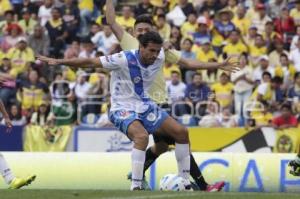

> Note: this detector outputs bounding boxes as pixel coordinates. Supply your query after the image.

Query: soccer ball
[159,174,186,191]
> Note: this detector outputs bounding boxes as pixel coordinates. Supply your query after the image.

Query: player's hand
[220,56,240,73]
[4,117,12,133]
[36,55,61,65]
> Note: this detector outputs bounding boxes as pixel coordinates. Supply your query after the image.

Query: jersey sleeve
[99,52,127,71]
[120,31,139,50]
[165,49,181,64]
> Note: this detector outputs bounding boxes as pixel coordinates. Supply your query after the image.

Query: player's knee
[175,126,189,144]
[132,133,149,150]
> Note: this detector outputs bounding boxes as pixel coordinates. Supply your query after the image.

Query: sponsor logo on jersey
[133,76,141,83]
[147,112,157,122]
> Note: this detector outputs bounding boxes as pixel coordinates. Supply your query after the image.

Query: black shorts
[153,133,175,145]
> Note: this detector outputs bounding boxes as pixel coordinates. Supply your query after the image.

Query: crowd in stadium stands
[0,0,299,129]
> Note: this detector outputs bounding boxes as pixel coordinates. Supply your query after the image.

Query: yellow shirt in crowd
[7,47,35,75]
[249,45,267,59]
[211,82,234,108]
[223,41,248,56]
[251,111,273,126]
[79,0,94,12]
[0,0,12,16]
[275,64,297,81]
[196,48,217,63]
[290,8,300,25]
[120,31,181,103]
[158,24,171,41]
[181,22,197,38]
[232,16,251,36]
[163,64,181,80]
[116,16,136,28]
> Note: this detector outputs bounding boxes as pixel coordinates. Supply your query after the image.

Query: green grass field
[0,190,299,199]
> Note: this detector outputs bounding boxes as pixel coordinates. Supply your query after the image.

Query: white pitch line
[102,192,198,199]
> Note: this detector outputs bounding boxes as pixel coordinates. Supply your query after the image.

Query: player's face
[140,43,162,65]
[134,23,153,38]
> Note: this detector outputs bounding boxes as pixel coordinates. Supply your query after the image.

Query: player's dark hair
[134,14,154,27]
[138,31,163,47]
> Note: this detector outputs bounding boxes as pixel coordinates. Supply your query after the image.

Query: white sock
[0,153,15,184]
[131,148,146,190]
[175,143,190,183]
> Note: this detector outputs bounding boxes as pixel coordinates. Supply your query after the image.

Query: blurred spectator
[274,7,295,44]
[213,9,235,54]
[0,0,12,18]
[253,55,276,83]
[6,37,35,76]
[60,0,80,44]
[192,16,211,47]
[38,0,54,26]
[290,0,300,26]
[289,37,300,71]
[0,10,14,35]
[18,8,38,35]
[28,24,50,56]
[167,71,186,116]
[275,53,296,90]
[79,37,96,59]
[179,38,196,84]
[30,102,51,126]
[290,26,300,51]
[91,23,118,55]
[1,23,23,52]
[156,14,171,41]
[163,62,181,80]
[249,101,273,128]
[268,0,287,19]
[79,0,96,37]
[0,58,17,106]
[201,59,219,86]
[251,3,272,34]
[249,34,267,65]
[169,26,182,50]
[21,0,39,18]
[251,76,283,109]
[176,0,195,17]
[269,40,289,67]
[263,21,281,48]
[288,72,300,113]
[223,30,248,57]
[272,103,298,129]
[1,103,26,126]
[211,72,234,109]
[232,4,250,36]
[45,7,68,58]
[231,53,254,117]
[71,70,91,103]
[181,12,197,38]
[198,101,221,127]
[64,40,80,59]
[17,69,49,115]
[244,26,258,47]
[116,6,135,29]
[219,107,238,128]
[134,0,154,17]
[89,22,101,37]
[185,73,211,115]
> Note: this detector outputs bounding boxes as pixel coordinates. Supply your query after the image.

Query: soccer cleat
[9,175,36,189]
[131,186,145,191]
[205,181,225,192]
[289,160,300,176]
[127,172,151,190]
[182,179,193,191]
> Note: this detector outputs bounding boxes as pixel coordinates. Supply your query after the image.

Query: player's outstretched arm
[37,55,103,68]
[178,56,240,73]
[106,0,124,41]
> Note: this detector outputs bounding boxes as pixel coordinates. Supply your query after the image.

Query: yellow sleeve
[120,31,139,50]
[165,49,181,64]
